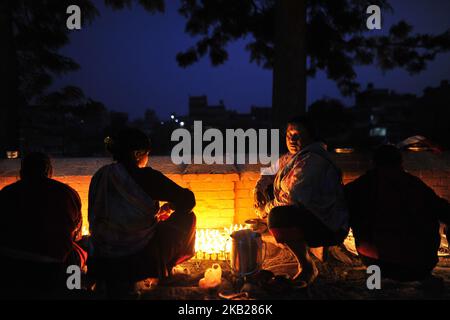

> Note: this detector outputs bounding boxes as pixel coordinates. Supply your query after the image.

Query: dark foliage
[174,0,450,96]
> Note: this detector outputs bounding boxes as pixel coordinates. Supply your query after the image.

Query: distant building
[250,106,272,128]
[20,103,109,156]
[185,95,271,130]
[20,105,66,155]
[189,95,226,119]
[352,83,417,144]
[413,80,450,148]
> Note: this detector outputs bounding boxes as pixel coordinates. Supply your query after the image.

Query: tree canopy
[103,0,450,127]
[9,0,450,106]
[2,0,450,152]
[174,0,450,96]
[5,0,98,102]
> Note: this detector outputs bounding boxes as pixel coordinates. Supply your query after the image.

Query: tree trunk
[0,0,20,157]
[272,0,307,130]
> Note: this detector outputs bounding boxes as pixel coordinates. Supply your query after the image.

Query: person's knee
[187,211,196,229]
[174,210,196,230]
[268,206,305,243]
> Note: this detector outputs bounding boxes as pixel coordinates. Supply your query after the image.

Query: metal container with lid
[230,229,266,278]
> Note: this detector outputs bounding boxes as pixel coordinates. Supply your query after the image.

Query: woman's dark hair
[373,145,403,168]
[20,152,52,180]
[287,115,318,140]
[105,127,151,163]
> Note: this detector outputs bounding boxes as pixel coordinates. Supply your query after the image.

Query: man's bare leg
[285,241,319,286]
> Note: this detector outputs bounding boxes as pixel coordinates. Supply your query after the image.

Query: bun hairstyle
[104,127,151,163]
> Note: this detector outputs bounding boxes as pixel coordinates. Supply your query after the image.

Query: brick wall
[1,152,449,231]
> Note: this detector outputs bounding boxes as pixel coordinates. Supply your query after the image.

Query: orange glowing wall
[0,171,260,230]
[1,153,449,232]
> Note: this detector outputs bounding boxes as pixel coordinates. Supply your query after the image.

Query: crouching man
[345,145,450,282]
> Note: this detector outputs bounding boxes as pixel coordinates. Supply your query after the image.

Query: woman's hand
[255,207,268,220]
[254,191,267,210]
[156,202,175,221]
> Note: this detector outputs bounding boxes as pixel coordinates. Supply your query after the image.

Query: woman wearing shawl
[254,116,348,287]
[87,128,196,296]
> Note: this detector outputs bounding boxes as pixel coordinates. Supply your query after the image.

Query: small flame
[82,225,89,236]
[194,224,248,260]
[81,223,249,260]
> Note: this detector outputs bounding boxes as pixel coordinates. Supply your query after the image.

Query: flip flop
[292,279,308,289]
[218,292,250,300]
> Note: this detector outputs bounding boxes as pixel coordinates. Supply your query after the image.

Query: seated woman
[254,116,349,287]
[87,128,196,296]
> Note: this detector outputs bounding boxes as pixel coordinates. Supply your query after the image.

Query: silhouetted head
[285,115,317,154]
[20,152,53,180]
[105,127,151,168]
[373,145,403,169]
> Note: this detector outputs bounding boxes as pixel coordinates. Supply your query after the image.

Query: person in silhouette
[345,145,450,281]
[88,128,196,298]
[0,152,86,298]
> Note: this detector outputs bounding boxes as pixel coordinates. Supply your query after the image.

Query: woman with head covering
[254,116,349,287]
[87,127,196,297]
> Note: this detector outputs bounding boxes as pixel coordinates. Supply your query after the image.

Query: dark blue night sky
[53,0,450,120]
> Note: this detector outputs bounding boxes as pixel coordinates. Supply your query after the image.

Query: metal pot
[230,229,266,278]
